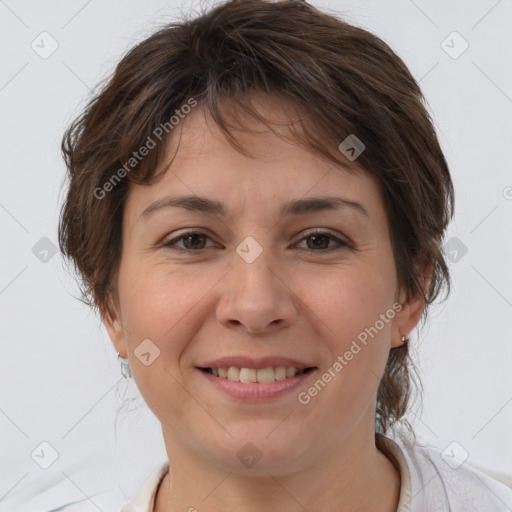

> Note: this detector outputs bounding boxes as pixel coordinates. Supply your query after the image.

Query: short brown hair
[58,0,454,435]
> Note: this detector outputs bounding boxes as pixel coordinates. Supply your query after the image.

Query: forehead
[123,96,385,224]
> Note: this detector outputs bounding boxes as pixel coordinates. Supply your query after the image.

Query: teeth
[239,368,256,383]
[227,367,240,381]
[208,366,309,382]
[256,367,275,383]
[274,366,287,381]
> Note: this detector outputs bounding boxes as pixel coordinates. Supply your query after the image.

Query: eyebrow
[140,194,369,219]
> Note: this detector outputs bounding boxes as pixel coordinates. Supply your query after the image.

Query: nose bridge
[216,237,298,333]
[234,245,277,299]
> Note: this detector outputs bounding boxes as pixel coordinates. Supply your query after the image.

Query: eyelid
[299,228,347,241]
[162,229,218,250]
[161,228,352,252]
[296,228,351,250]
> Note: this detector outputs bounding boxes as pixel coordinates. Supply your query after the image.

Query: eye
[161,229,351,253]
[163,231,216,251]
[296,230,350,252]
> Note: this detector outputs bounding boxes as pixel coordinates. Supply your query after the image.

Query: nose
[215,249,299,335]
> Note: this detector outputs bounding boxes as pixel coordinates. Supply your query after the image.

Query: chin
[203,423,311,475]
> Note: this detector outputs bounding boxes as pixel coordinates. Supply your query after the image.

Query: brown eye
[306,234,331,250]
[182,233,207,250]
[163,232,214,251]
[297,231,350,252]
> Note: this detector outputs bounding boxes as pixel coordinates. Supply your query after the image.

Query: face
[105,96,421,475]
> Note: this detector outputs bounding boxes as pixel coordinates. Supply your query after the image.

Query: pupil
[308,235,328,250]
[185,234,205,249]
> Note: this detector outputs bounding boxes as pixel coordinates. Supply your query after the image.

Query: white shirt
[378,433,512,511]
[43,433,512,511]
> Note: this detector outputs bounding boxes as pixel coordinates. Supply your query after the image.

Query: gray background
[1,0,511,510]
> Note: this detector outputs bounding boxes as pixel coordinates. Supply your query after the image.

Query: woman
[58,0,512,510]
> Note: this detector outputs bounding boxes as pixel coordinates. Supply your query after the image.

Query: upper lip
[198,356,317,370]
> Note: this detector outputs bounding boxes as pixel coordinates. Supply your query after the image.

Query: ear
[97,292,128,358]
[390,263,432,348]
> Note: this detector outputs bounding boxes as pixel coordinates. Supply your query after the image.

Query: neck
[154,428,401,512]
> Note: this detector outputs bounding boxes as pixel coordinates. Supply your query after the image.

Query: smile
[197,366,318,401]
[201,366,314,382]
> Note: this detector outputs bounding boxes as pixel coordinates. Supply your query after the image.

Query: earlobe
[390,298,412,348]
[99,297,127,358]
[391,266,432,348]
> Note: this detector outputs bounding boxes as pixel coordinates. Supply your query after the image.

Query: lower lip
[197,368,317,401]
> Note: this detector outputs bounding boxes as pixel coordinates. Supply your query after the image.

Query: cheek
[120,264,207,340]
[117,265,204,391]
[299,270,396,418]
[117,269,209,428]
[309,266,396,391]
[308,266,394,343]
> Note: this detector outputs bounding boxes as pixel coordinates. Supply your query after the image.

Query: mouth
[199,366,316,382]
[196,365,318,401]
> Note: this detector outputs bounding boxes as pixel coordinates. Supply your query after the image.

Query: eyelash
[162,230,351,253]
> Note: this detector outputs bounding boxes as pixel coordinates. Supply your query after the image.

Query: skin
[103,95,427,511]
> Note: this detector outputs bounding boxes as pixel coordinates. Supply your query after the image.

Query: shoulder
[121,461,169,512]
[39,489,128,512]
[49,461,169,512]
[382,431,512,512]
